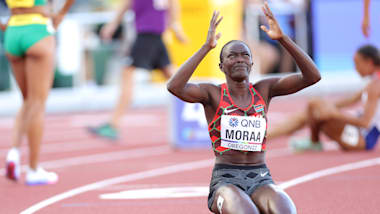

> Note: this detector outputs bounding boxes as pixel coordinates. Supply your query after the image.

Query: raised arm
[167,11,222,103]
[100,0,131,42]
[168,0,188,43]
[51,0,76,29]
[259,2,321,98]
[362,0,371,38]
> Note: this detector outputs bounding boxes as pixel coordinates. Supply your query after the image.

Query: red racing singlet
[208,83,268,155]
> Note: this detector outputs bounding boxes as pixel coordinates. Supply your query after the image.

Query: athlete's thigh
[251,184,296,214]
[25,36,55,101]
[6,53,27,98]
[320,119,366,151]
[211,184,259,214]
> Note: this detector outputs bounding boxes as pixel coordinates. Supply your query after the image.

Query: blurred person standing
[88,0,187,140]
[1,0,75,185]
[244,0,306,75]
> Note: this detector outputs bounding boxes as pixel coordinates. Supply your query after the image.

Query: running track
[1,96,379,214]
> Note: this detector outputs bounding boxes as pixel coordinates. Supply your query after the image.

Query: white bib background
[221,115,266,152]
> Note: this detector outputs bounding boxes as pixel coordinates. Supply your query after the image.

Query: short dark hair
[219,40,251,63]
[357,45,380,66]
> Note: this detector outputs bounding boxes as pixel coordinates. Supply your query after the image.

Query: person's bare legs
[24,36,55,170]
[160,64,173,79]
[307,98,366,151]
[6,55,28,149]
[5,36,55,183]
[110,64,172,128]
[267,110,307,140]
[110,66,135,129]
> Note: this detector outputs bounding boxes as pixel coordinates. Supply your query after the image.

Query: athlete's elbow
[312,71,322,84]
[306,71,321,86]
[166,82,175,94]
[360,120,371,129]
[166,81,181,96]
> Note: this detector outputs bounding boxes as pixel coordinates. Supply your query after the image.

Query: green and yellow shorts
[4,14,55,57]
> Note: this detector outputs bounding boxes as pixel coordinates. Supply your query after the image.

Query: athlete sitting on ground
[268,44,380,152]
[167,3,321,213]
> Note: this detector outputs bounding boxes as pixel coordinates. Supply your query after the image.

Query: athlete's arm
[100,0,131,41]
[362,0,371,38]
[52,0,76,29]
[167,0,188,43]
[167,11,222,103]
[334,90,362,109]
[259,2,321,98]
[332,82,379,128]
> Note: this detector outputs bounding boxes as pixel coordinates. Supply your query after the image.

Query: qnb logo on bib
[229,117,239,127]
[221,115,266,152]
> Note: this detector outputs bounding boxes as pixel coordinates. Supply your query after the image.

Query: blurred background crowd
[0,0,379,115]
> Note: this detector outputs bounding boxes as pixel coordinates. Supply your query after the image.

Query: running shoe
[25,167,58,186]
[289,137,323,152]
[88,123,119,141]
[5,148,20,181]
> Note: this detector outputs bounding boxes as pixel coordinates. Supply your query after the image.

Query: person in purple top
[89,0,187,140]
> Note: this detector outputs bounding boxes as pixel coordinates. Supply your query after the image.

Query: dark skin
[167,3,320,214]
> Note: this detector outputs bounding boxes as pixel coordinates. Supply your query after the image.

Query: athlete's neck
[226,80,250,97]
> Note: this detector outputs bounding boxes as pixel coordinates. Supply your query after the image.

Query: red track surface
[1,97,379,214]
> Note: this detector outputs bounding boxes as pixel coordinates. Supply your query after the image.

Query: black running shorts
[129,33,170,70]
[207,164,275,211]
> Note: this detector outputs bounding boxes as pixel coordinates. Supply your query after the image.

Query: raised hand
[260,2,284,40]
[361,16,370,38]
[204,11,223,49]
[100,23,118,42]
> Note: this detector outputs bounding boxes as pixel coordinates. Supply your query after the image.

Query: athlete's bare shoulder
[197,83,222,105]
[252,77,281,102]
[367,78,380,97]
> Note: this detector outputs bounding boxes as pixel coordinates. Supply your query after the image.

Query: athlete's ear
[219,63,222,70]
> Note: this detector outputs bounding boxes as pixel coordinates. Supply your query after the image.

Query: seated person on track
[167,3,321,214]
[267,44,380,152]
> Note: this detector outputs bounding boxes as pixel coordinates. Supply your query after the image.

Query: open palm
[260,2,283,40]
[205,11,223,49]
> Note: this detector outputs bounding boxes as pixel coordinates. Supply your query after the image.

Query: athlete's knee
[268,193,297,214]
[254,185,296,214]
[214,185,259,214]
[24,99,46,115]
[307,97,324,110]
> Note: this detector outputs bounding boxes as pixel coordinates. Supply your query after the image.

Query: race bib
[221,115,266,152]
[341,124,359,146]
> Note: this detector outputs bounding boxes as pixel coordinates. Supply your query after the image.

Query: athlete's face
[354,52,374,77]
[219,42,253,81]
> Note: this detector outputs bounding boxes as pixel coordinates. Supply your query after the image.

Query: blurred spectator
[243,0,307,75]
[88,0,187,140]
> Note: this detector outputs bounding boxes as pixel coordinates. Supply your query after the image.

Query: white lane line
[20,159,214,214]
[0,141,107,157]
[0,146,171,176]
[280,157,380,189]
[20,146,347,213]
[16,147,296,213]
